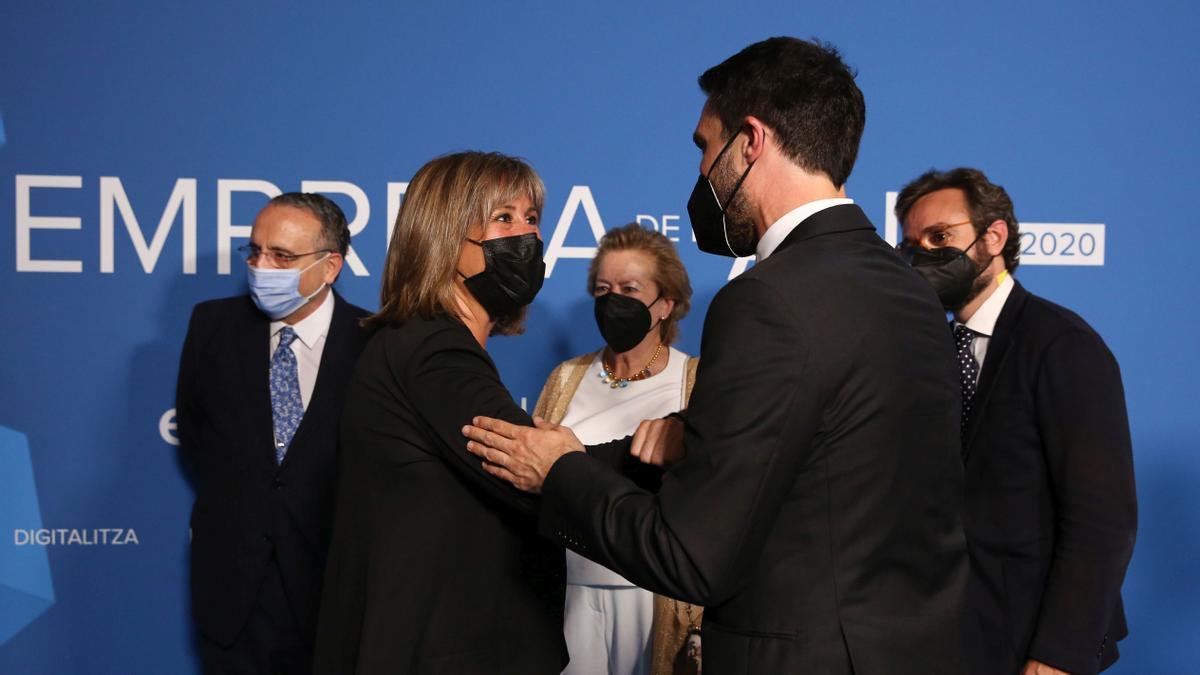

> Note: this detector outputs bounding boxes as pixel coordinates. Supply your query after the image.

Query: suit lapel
[237,300,277,468]
[963,281,1029,461]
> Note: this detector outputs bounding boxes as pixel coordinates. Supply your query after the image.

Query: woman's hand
[631,416,686,467]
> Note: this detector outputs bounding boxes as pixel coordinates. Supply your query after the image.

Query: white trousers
[562,584,654,675]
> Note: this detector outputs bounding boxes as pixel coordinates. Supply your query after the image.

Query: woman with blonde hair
[534,222,703,675]
[314,151,572,674]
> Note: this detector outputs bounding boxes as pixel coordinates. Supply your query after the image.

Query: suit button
[261,534,271,544]
[274,478,284,490]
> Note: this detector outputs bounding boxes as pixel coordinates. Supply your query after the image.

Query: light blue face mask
[247,253,330,320]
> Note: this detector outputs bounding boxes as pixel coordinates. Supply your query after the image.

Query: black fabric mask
[460,233,545,320]
[594,292,661,354]
[903,235,986,310]
[687,131,756,258]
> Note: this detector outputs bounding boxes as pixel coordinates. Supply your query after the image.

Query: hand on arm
[401,325,545,513]
[630,415,685,467]
[463,416,584,493]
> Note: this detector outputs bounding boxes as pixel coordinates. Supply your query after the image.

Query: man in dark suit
[462,37,971,674]
[896,168,1137,675]
[177,192,371,674]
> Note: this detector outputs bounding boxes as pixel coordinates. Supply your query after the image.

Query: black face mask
[460,233,545,320]
[687,131,756,258]
[594,292,662,354]
[903,235,986,311]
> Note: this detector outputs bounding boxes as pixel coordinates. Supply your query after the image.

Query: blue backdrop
[2,2,1196,672]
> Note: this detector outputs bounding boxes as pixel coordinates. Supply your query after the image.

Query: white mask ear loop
[301,252,332,301]
[719,162,755,258]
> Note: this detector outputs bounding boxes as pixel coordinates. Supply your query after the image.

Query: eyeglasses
[237,244,332,266]
[895,219,975,254]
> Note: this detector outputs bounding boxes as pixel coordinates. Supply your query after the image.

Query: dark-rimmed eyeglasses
[895,219,975,255]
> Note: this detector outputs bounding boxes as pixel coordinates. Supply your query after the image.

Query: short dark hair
[699,36,866,188]
[894,168,1021,272]
[269,192,351,255]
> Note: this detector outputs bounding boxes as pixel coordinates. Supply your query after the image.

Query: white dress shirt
[955,271,1014,382]
[755,197,855,261]
[269,291,335,410]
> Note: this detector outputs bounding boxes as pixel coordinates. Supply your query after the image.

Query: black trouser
[198,555,311,675]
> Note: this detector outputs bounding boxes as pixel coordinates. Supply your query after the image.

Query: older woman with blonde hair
[534,222,703,675]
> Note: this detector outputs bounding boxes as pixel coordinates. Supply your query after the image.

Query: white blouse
[560,346,691,586]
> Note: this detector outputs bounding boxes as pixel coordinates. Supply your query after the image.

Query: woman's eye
[526,215,539,225]
[494,212,512,223]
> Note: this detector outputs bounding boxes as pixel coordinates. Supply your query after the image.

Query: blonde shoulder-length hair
[367,151,545,331]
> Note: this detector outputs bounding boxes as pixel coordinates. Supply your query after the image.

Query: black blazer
[313,315,658,675]
[539,205,972,674]
[176,292,372,647]
[961,281,1137,674]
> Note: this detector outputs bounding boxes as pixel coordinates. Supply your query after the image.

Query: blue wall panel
[1,2,1196,672]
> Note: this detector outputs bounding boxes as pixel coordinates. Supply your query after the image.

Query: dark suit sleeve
[538,276,814,605]
[175,303,211,480]
[399,324,541,516]
[1027,329,1138,673]
[586,436,662,493]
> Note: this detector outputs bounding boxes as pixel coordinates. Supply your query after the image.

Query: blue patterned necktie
[954,324,980,440]
[270,327,304,463]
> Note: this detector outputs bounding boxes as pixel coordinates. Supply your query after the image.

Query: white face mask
[246,253,329,320]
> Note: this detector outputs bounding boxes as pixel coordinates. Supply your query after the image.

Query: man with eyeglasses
[896,168,1137,675]
[176,192,371,674]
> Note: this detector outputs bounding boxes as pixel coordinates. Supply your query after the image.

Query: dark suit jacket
[177,292,372,647]
[961,280,1137,674]
[313,315,658,675]
[539,204,972,674]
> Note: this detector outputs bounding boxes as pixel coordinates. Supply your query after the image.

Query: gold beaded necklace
[599,343,664,389]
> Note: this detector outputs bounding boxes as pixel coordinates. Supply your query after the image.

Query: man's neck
[955,264,1007,323]
[751,170,842,238]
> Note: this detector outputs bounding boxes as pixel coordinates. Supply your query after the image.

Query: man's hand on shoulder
[463,416,584,493]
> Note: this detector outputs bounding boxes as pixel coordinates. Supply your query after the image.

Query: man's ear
[984,219,1008,257]
[323,252,344,285]
[742,115,769,164]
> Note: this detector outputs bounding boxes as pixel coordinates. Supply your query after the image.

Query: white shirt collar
[271,290,336,350]
[960,272,1014,338]
[755,198,854,261]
